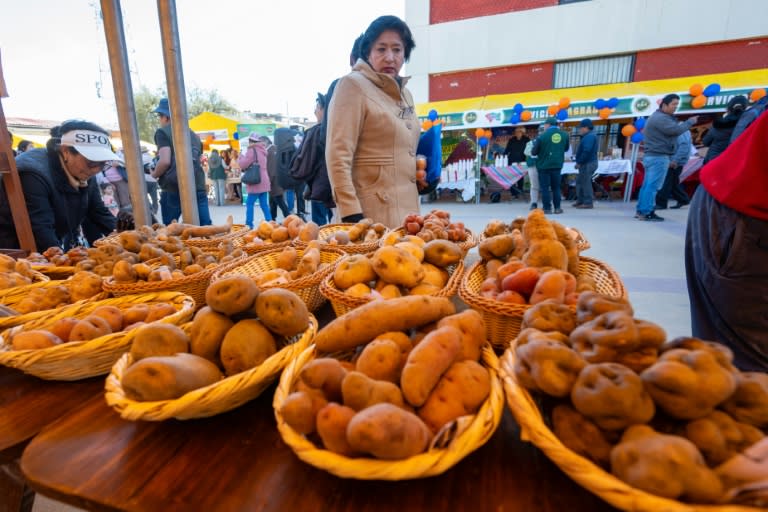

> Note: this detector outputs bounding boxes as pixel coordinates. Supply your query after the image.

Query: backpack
[289,124,323,185]
[157,126,206,192]
[274,127,301,189]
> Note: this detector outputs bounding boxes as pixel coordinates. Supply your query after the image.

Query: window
[554,55,635,88]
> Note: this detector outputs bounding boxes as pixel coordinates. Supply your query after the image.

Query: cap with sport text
[60,130,120,162]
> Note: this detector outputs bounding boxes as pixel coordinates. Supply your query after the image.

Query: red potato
[496,290,527,304]
[48,317,79,343]
[89,305,124,333]
[480,277,500,294]
[529,270,568,305]
[501,267,541,297]
[564,292,579,305]
[563,273,577,295]
[496,261,526,282]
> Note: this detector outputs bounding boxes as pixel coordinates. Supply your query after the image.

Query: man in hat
[573,118,597,209]
[531,117,570,214]
[150,98,212,225]
[685,111,768,372]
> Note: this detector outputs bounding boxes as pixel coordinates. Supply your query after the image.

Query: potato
[316,403,358,455]
[377,283,402,299]
[190,306,234,365]
[298,222,320,242]
[121,353,223,401]
[478,234,515,262]
[219,319,276,376]
[122,304,150,328]
[529,270,568,305]
[206,274,259,316]
[423,240,463,268]
[256,221,274,240]
[420,263,449,288]
[342,371,407,411]
[130,323,190,361]
[270,226,290,243]
[145,303,178,323]
[418,360,491,433]
[313,296,456,352]
[11,330,62,350]
[112,259,138,284]
[69,315,113,342]
[254,268,290,287]
[381,230,401,246]
[294,248,320,279]
[373,331,412,356]
[485,259,505,279]
[48,317,79,343]
[401,326,463,407]
[280,389,327,434]
[394,242,424,263]
[69,271,104,302]
[346,403,432,459]
[344,283,371,297]
[356,339,402,383]
[333,254,376,290]
[300,358,347,402]
[437,310,486,361]
[254,288,309,337]
[372,246,424,288]
[90,305,123,333]
[409,283,441,295]
[275,247,299,271]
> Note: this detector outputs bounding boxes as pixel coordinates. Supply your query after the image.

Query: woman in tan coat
[326,15,420,229]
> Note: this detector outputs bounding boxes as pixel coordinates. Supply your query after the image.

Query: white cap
[60,130,120,162]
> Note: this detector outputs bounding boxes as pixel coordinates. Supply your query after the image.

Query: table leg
[0,460,34,512]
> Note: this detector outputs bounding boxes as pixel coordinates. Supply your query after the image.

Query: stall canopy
[10,133,47,149]
[189,111,240,150]
[417,69,768,130]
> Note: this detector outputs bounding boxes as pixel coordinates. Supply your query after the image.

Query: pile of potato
[400,209,468,243]
[241,215,315,250]
[243,242,327,288]
[0,255,44,290]
[25,246,90,267]
[8,302,176,350]
[331,238,463,299]
[11,270,104,314]
[512,292,768,506]
[119,275,310,402]
[279,296,492,460]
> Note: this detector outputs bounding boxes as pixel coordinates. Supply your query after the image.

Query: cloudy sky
[1,0,404,126]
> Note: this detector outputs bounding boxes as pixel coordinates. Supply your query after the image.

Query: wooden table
[0,367,104,512]
[21,385,618,512]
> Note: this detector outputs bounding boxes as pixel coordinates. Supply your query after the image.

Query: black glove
[116,210,135,232]
[418,179,439,196]
[342,213,364,223]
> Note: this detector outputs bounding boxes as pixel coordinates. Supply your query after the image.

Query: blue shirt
[575,131,598,165]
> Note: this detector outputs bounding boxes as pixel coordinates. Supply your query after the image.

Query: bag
[241,160,262,185]
[523,140,535,158]
[156,126,206,192]
[274,127,301,189]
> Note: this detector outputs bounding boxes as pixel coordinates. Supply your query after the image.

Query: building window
[553,54,635,88]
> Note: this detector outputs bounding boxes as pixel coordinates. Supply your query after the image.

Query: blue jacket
[671,131,692,167]
[575,131,598,165]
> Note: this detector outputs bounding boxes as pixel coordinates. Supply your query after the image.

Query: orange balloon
[750,88,767,102]
[559,97,571,109]
[621,125,636,137]
[598,108,611,119]
[547,104,559,116]
[422,120,433,131]
[689,84,703,97]
[521,110,532,121]
[484,129,493,139]
[691,95,707,109]
[432,119,443,126]
[475,128,485,138]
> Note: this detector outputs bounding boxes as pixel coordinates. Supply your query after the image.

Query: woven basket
[570,227,591,252]
[31,265,77,280]
[274,342,504,480]
[93,232,121,247]
[181,224,249,250]
[105,314,317,421]
[237,238,293,256]
[459,256,626,351]
[0,268,50,292]
[319,257,464,318]
[293,223,385,254]
[499,346,762,512]
[0,292,195,380]
[211,247,345,312]
[385,227,478,254]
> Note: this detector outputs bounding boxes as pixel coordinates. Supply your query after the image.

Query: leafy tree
[187,87,238,118]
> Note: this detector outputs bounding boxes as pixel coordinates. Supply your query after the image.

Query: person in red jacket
[685,110,768,371]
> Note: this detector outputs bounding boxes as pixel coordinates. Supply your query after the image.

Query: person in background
[263,136,290,220]
[102,156,131,211]
[531,117,569,215]
[685,110,768,372]
[573,118,597,209]
[142,147,159,215]
[636,94,697,222]
[655,130,692,210]
[17,140,34,153]
[0,120,117,250]
[207,149,227,207]
[326,15,420,228]
[702,95,747,164]
[238,132,272,228]
[730,94,767,143]
[228,148,242,203]
[524,137,539,210]
[504,127,529,198]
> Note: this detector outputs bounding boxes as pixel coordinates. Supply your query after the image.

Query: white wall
[405,0,768,102]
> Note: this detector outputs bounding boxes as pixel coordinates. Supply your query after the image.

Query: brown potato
[130,323,190,361]
[401,326,463,407]
[377,284,402,299]
[342,371,407,411]
[254,289,309,337]
[145,303,178,323]
[275,247,299,271]
[437,310,486,361]
[420,263,449,288]
[189,306,234,365]
[48,317,79,343]
[298,222,320,242]
[270,226,290,243]
[316,403,358,456]
[122,304,150,328]
[299,358,347,402]
[418,360,491,433]
[121,353,223,401]
[372,246,424,288]
[409,283,442,295]
[280,389,327,434]
[206,274,259,316]
[69,315,113,342]
[356,339,402,383]
[219,319,276,376]
[346,403,432,459]
[90,305,123,333]
[423,240,463,268]
[333,254,376,290]
[11,330,62,350]
[112,259,138,284]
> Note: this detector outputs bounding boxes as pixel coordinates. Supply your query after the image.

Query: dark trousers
[538,168,562,211]
[269,194,290,220]
[656,165,690,208]
[685,187,768,371]
[311,200,334,226]
[160,189,212,225]
[576,161,597,206]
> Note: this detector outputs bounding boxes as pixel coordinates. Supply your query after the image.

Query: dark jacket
[575,131,598,165]
[266,144,284,196]
[532,127,570,170]
[208,153,226,180]
[643,109,696,156]
[0,148,115,251]
[730,97,767,143]
[290,124,334,207]
[703,112,742,163]
[504,135,529,163]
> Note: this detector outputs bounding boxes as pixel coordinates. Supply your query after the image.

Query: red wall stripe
[430,62,554,101]
[430,0,556,24]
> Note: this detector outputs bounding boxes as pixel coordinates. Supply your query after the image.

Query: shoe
[656,205,667,210]
[530,203,537,210]
[670,202,689,209]
[575,204,593,209]
[571,202,582,207]
[553,208,564,214]
[543,210,553,215]
[639,212,664,222]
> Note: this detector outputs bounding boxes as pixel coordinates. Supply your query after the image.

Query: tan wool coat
[326,60,421,229]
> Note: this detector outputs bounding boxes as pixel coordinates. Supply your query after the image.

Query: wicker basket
[477,227,590,253]
[385,227,478,254]
[181,224,249,250]
[0,292,195,380]
[105,314,317,421]
[498,345,762,512]
[31,265,77,280]
[459,256,626,351]
[211,247,344,312]
[236,238,293,256]
[274,342,504,480]
[319,257,464,318]
[293,223,385,254]
[93,232,121,247]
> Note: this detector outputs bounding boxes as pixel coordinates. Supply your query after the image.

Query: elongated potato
[401,326,463,407]
[280,389,328,434]
[300,358,347,402]
[313,296,456,352]
[121,353,223,401]
[346,403,432,459]
[341,371,406,411]
[130,323,189,361]
[316,403,358,455]
[356,339,402,383]
[437,310,486,361]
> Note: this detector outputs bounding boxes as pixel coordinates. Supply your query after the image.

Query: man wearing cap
[151,98,212,225]
[573,118,597,209]
[0,120,117,250]
[531,117,570,214]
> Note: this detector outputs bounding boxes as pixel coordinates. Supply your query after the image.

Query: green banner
[236,123,277,141]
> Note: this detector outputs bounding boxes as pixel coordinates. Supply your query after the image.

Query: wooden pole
[0,50,36,253]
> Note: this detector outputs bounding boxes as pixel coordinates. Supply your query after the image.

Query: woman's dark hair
[46,119,110,170]
[316,93,326,109]
[18,140,33,152]
[661,94,680,106]
[350,33,365,65]
[360,15,415,62]
[727,95,748,113]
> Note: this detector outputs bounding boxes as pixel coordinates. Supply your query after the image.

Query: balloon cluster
[621,117,647,144]
[509,103,533,124]
[750,88,766,103]
[475,128,493,148]
[422,109,443,131]
[689,83,720,109]
[545,97,571,122]
[593,97,619,119]
[233,132,240,140]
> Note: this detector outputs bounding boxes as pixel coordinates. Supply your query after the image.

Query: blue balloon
[556,109,568,121]
[233,132,240,140]
[478,136,489,148]
[513,103,524,114]
[510,113,521,124]
[428,109,438,121]
[703,83,721,97]
[607,97,619,109]
[630,132,644,144]
[595,98,607,110]
[633,117,646,130]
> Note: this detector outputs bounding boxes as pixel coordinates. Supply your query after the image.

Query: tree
[187,87,238,118]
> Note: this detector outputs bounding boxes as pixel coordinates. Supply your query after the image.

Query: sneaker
[553,208,564,214]
[670,202,689,209]
[529,203,538,210]
[571,202,582,207]
[640,212,664,222]
[543,209,553,215]
[574,204,593,209]
[656,205,668,210]
[634,212,643,219]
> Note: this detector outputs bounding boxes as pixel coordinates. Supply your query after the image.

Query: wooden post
[0,50,36,253]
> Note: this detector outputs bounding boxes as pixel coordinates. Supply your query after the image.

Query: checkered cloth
[481,164,528,188]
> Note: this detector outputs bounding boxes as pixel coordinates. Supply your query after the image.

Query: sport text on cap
[60,130,120,162]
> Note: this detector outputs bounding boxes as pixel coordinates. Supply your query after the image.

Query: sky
[0,0,405,128]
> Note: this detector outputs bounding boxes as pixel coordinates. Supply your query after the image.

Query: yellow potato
[130,323,190,361]
[11,330,62,350]
[394,241,424,263]
[219,319,276,375]
[333,254,376,290]
[420,263,449,288]
[418,360,491,433]
[437,309,486,361]
[341,371,407,411]
[401,326,463,407]
[189,306,234,365]
[254,288,309,337]
[356,339,402,383]
[346,403,432,459]
[121,353,223,401]
[372,246,424,288]
[345,283,372,297]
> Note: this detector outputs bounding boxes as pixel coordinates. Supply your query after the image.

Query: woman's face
[368,30,405,77]
[65,150,107,182]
